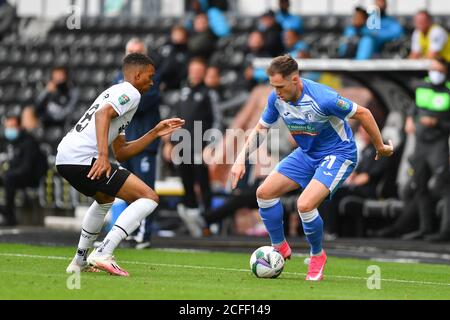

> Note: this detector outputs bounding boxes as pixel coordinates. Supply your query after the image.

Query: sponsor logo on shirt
[118,94,130,105]
[287,124,318,136]
[336,99,350,111]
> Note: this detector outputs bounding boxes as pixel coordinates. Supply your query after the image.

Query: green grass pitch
[0,243,449,300]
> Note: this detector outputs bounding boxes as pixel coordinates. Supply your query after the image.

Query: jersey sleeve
[321,90,358,121]
[411,30,421,53]
[259,91,279,128]
[104,84,141,116]
[429,27,448,52]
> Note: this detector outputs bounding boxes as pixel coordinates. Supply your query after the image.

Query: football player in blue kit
[231,55,393,281]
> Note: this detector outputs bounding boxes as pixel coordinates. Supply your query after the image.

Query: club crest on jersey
[118,94,130,105]
[336,99,350,111]
[304,111,312,121]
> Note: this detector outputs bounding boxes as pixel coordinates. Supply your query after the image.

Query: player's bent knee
[297,200,316,214]
[256,185,275,200]
[140,189,159,204]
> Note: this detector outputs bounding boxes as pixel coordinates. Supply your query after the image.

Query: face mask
[429,71,446,85]
[4,128,19,141]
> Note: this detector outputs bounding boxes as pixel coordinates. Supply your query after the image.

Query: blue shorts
[275,148,357,198]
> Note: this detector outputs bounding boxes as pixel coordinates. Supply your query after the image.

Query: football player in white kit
[58,53,184,276]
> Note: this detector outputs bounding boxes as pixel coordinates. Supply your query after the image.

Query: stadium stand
[0,4,448,242]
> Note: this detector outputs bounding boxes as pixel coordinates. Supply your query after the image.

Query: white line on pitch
[1,252,450,287]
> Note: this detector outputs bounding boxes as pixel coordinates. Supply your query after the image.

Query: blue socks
[257,198,285,245]
[299,209,323,255]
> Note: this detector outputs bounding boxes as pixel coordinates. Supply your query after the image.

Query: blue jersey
[260,78,357,159]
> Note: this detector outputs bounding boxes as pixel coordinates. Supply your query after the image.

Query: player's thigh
[299,154,356,212]
[116,173,159,204]
[297,179,330,213]
[256,171,300,200]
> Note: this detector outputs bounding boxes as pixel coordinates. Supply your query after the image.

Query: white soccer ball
[249,246,285,278]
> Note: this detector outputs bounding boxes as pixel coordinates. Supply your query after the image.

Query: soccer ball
[249,246,285,278]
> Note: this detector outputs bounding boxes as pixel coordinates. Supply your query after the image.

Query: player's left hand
[375,139,394,160]
[154,118,185,137]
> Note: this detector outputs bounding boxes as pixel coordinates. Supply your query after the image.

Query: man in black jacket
[401,57,450,241]
[159,25,190,91]
[163,57,222,237]
[1,113,46,226]
[35,66,79,129]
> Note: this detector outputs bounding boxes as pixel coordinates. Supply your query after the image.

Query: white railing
[253,58,432,71]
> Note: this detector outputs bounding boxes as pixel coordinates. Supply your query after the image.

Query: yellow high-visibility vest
[419,24,450,62]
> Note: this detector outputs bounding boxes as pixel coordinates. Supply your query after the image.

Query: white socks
[96,198,158,257]
[75,201,113,264]
[298,208,319,223]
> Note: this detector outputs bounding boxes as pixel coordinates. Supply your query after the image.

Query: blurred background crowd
[0,0,449,246]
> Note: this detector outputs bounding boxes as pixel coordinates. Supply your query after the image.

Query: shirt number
[75,104,100,132]
[320,155,336,169]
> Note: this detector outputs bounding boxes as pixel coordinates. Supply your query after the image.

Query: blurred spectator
[204,64,250,134]
[0,113,47,226]
[186,0,230,38]
[103,0,128,15]
[206,84,297,188]
[205,65,224,101]
[159,25,190,91]
[352,0,404,60]
[187,13,217,60]
[34,66,79,129]
[400,57,450,240]
[258,10,284,57]
[20,106,44,141]
[0,0,16,41]
[276,0,303,34]
[108,38,162,249]
[243,31,271,90]
[319,126,392,237]
[163,57,222,237]
[409,10,450,63]
[338,7,369,58]
[283,29,310,59]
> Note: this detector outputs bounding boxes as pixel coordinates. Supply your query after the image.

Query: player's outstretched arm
[351,105,394,160]
[88,104,118,180]
[230,122,269,189]
[112,118,185,163]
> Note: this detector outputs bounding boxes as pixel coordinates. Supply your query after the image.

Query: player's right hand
[87,156,112,180]
[230,163,245,190]
[375,140,394,160]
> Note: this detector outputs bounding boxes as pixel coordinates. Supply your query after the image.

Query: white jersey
[56,81,141,166]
